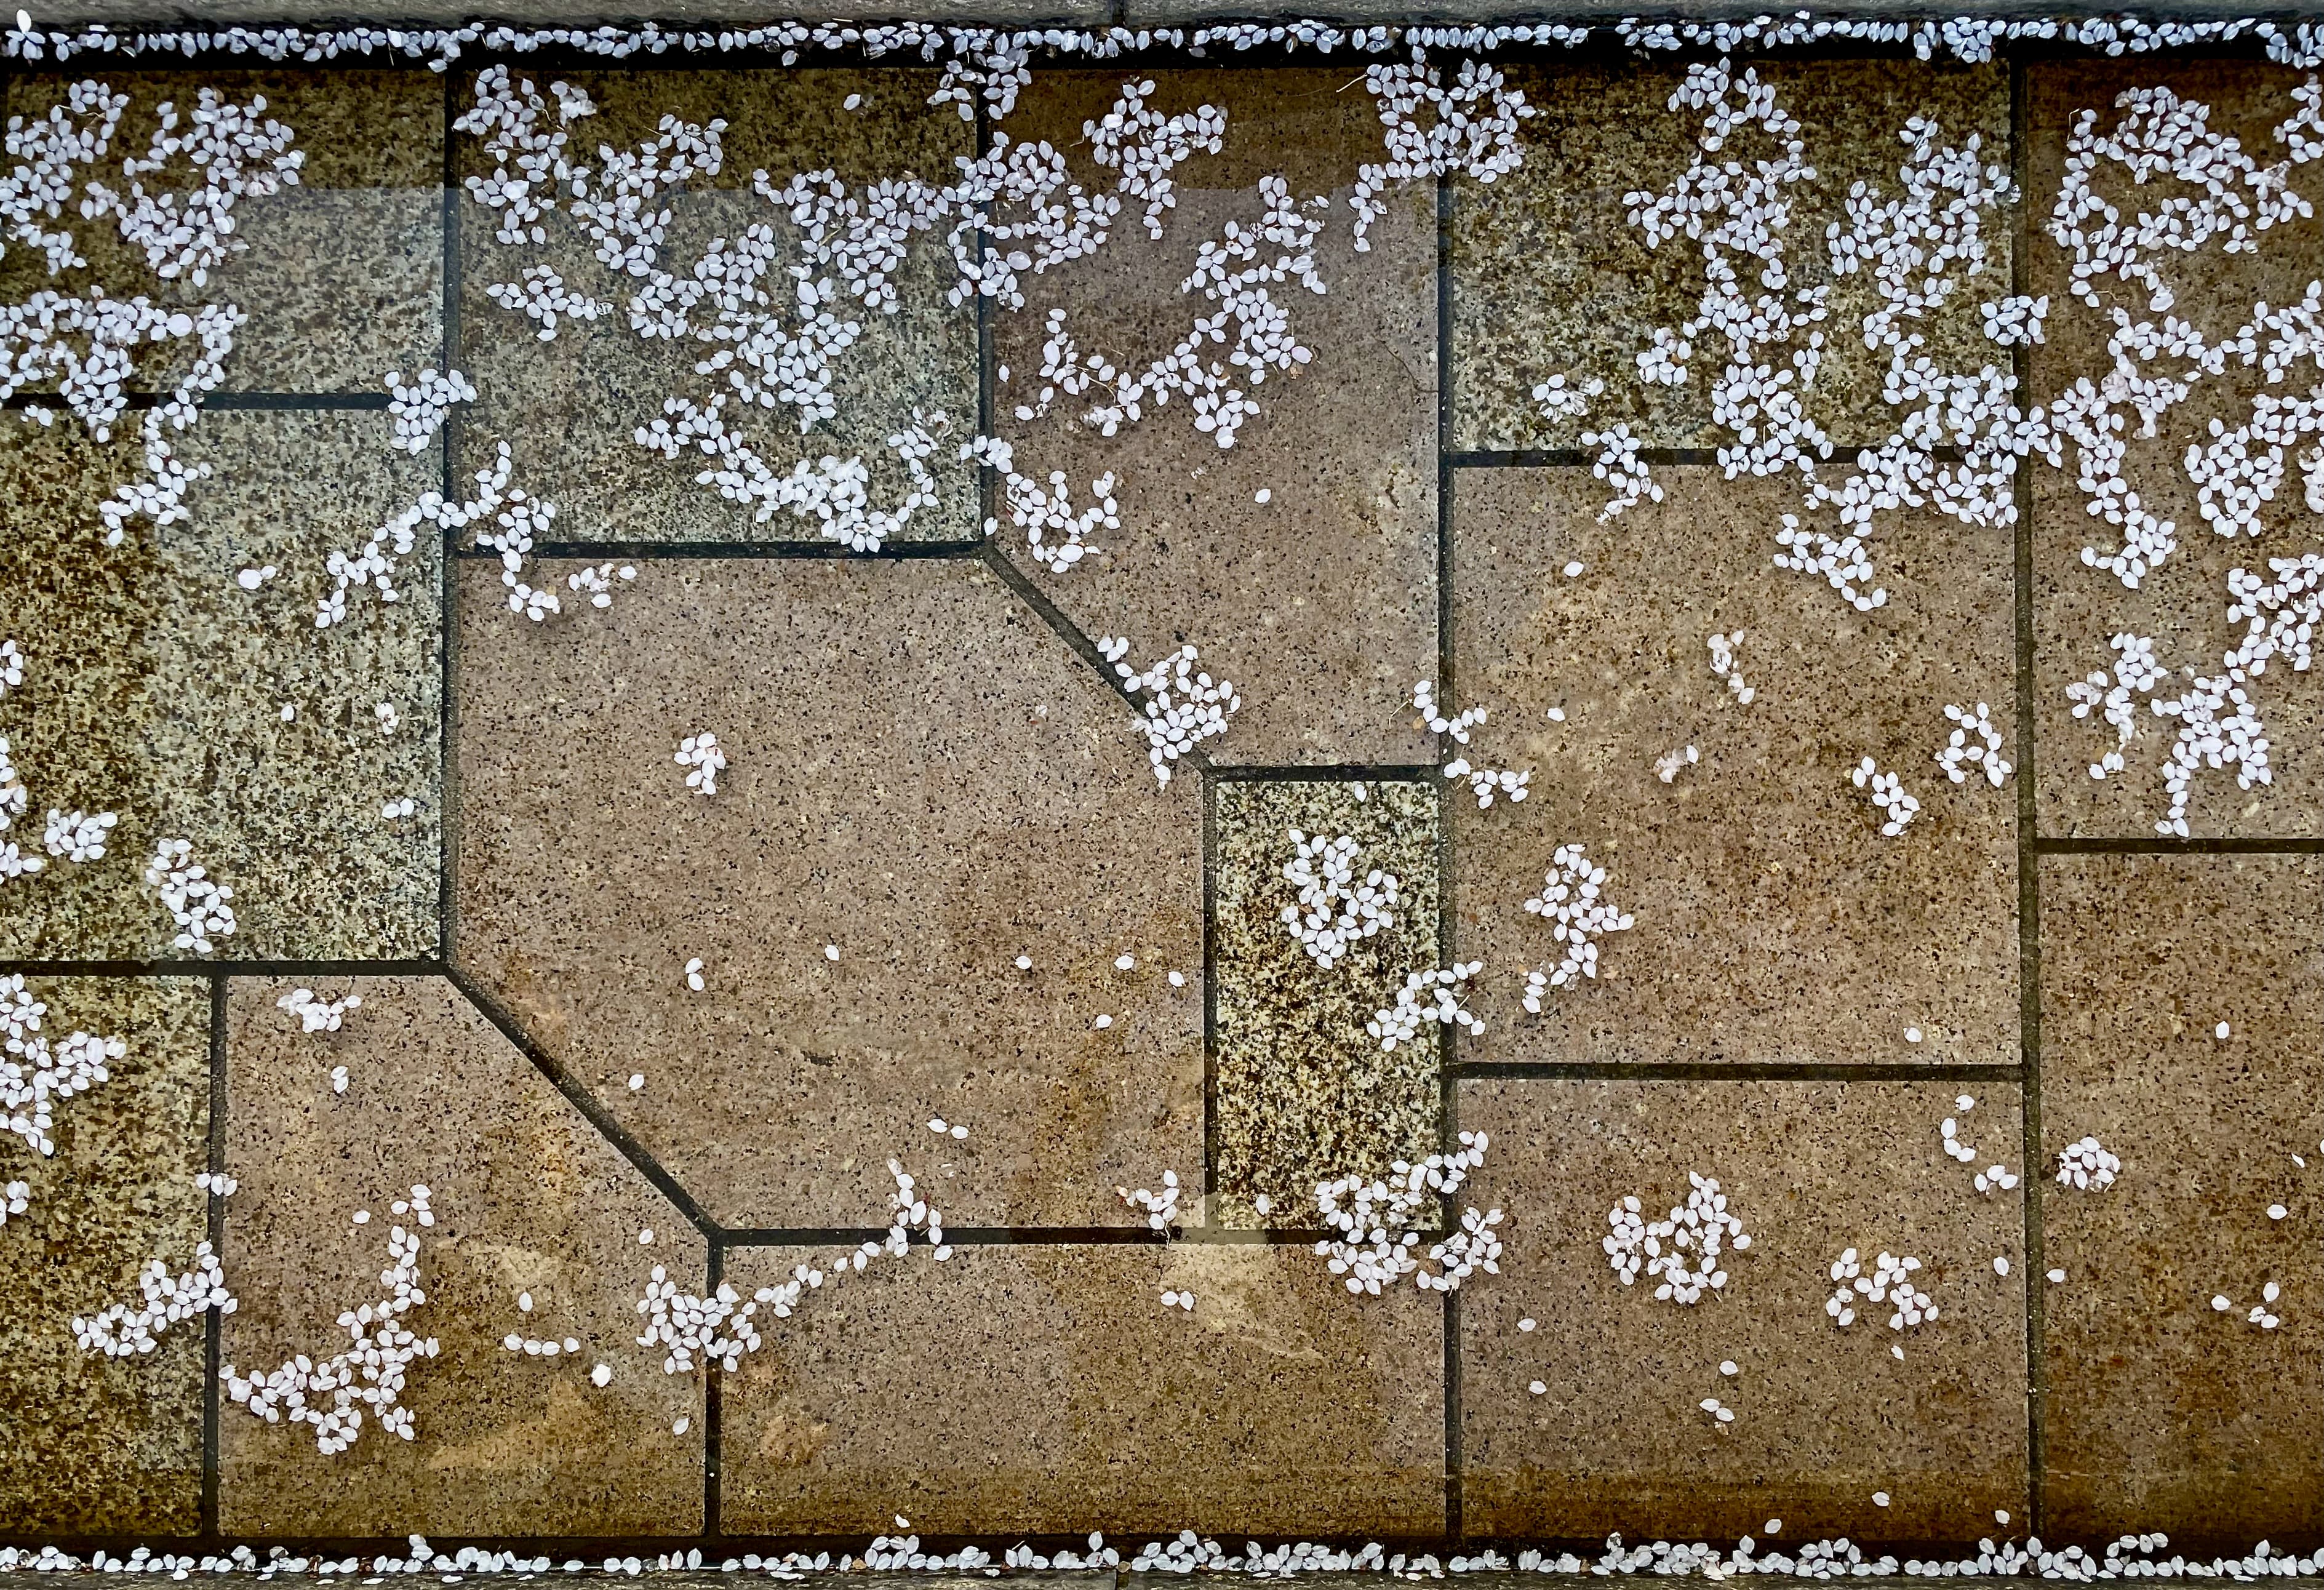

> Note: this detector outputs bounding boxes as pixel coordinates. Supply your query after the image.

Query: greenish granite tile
[0,410,441,961]
[453,68,976,545]
[0,977,209,1536]
[1211,776,1442,1228]
[1452,59,2011,453]
[1,70,445,394]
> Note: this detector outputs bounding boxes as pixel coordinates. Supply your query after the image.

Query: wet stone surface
[0,69,445,395]
[1459,1077,2031,1544]
[1450,468,2018,1069]
[453,68,978,548]
[451,556,1202,1231]
[218,975,705,1536]
[1452,59,2010,455]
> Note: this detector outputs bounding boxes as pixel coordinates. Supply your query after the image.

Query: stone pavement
[3,29,2323,1556]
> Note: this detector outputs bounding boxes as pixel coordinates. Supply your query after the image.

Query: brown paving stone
[2038,853,2324,1543]
[452,557,1202,1229]
[720,1241,1444,1536]
[1452,59,2010,453]
[1211,775,1442,1228]
[1450,468,2018,1068]
[0,977,207,1537]
[453,68,977,546]
[0,410,441,961]
[218,975,705,1536]
[0,69,444,394]
[2025,62,2324,840]
[1459,1077,2030,1543]
[990,70,1438,768]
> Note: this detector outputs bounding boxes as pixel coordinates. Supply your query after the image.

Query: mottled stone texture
[0,412,442,962]
[0,70,444,393]
[218,976,705,1536]
[2039,855,2324,1544]
[720,1242,1444,1536]
[1453,60,2010,453]
[452,557,1202,1230]
[0,978,209,1536]
[991,70,1439,767]
[2026,61,2324,841]
[1211,777,1442,1227]
[1460,1077,2030,1543]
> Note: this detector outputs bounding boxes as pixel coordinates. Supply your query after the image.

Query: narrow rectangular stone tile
[1451,468,2017,1067]
[2039,853,2324,1543]
[0,410,441,961]
[452,557,1202,1229]
[219,975,705,1536]
[2025,62,2324,840]
[453,68,977,546]
[1212,776,1442,1228]
[1459,1077,2030,1544]
[0,977,208,1537]
[1452,60,2008,453]
[988,70,1438,767]
[0,69,445,394]
[720,1242,1444,1536]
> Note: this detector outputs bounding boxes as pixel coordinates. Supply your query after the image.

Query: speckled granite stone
[2039,854,2324,1543]
[0,977,208,1536]
[0,70,444,393]
[1451,468,2018,1068]
[720,1241,1444,1536]
[452,556,1201,1229]
[1212,777,1441,1228]
[0,410,442,961]
[990,70,1439,767]
[2026,61,2324,840]
[1460,1076,2029,1543]
[219,975,705,1536]
[453,68,976,545]
[1452,60,2010,453]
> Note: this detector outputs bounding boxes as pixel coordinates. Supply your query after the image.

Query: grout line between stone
[704,1236,724,1538]
[440,56,463,975]
[455,540,989,561]
[2009,49,2048,1540]
[201,973,226,1538]
[442,965,718,1239]
[975,540,1210,780]
[1207,762,1437,782]
[1436,162,1463,1551]
[720,1226,1182,1247]
[0,958,446,977]
[1456,1060,2027,1082]
[2036,834,2324,853]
